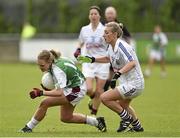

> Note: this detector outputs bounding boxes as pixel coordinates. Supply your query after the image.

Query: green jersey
[50,58,85,88]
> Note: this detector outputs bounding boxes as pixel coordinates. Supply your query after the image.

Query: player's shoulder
[118,39,132,50]
[81,24,91,31]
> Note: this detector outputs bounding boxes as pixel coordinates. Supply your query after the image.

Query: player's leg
[90,77,106,115]
[20,95,69,132]
[160,48,167,77]
[118,101,143,132]
[60,100,106,132]
[82,63,95,98]
[85,77,97,114]
[86,77,95,98]
[100,89,133,132]
[144,50,155,77]
[116,84,144,132]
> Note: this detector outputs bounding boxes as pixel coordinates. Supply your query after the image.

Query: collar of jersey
[89,22,103,30]
[112,38,120,53]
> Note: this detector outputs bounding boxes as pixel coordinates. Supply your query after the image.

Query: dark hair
[89,5,101,15]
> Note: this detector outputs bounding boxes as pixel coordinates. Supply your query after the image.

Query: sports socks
[104,80,111,91]
[86,116,98,126]
[119,109,132,120]
[131,119,142,129]
[27,117,39,129]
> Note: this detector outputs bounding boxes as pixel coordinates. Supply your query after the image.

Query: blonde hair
[38,49,61,63]
[105,22,123,38]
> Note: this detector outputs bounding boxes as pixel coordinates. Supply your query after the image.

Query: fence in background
[0,33,179,63]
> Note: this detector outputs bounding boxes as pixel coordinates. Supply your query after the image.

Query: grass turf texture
[0,63,180,137]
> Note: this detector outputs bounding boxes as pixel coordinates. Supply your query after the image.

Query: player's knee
[39,100,49,109]
[100,93,109,105]
[87,87,93,94]
[60,115,72,123]
[95,87,104,95]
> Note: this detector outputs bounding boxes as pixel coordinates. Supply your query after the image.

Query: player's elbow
[130,60,136,68]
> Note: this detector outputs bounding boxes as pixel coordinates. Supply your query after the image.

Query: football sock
[104,80,111,91]
[27,117,39,129]
[132,119,142,129]
[119,109,131,120]
[86,116,98,126]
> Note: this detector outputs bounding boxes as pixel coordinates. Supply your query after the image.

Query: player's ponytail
[119,23,123,29]
[38,49,61,63]
[49,49,61,60]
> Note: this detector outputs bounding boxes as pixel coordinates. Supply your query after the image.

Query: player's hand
[29,88,43,99]
[110,72,122,89]
[77,56,95,63]
[74,48,81,58]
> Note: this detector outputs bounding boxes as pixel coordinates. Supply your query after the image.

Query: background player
[74,6,109,115]
[144,25,168,77]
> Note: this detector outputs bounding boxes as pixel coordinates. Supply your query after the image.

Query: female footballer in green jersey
[20,50,106,133]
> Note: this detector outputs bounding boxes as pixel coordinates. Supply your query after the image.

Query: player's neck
[91,22,99,31]
[111,38,118,51]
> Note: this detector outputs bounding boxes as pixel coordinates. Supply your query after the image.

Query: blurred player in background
[104,6,131,44]
[103,6,136,91]
[144,25,168,77]
[74,6,109,115]
[20,50,106,133]
[78,22,144,132]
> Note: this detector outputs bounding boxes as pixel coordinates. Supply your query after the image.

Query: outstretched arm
[95,56,110,63]
[77,56,110,63]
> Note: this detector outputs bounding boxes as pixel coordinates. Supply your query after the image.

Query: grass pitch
[0,63,180,137]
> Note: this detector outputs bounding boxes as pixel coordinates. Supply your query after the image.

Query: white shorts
[63,82,87,106]
[116,82,143,99]
[82,63,110,80]
[150,48,165,61]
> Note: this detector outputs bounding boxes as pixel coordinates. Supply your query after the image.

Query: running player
[78,22,144,132]
[144,25,168,77]
[20,50,106,133]
[74,6,109,115]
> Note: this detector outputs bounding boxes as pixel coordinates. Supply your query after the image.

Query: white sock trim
[86,116,98,126]
[27,117,39,129]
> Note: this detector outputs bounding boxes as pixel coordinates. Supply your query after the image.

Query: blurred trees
[0,0,179,33]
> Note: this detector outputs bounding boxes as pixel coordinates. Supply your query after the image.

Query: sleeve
[161,33,168,46]
[106,46,110,57]
[119,42,134,62]
[52,66,67,89]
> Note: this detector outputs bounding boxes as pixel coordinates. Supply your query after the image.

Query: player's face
[105,11,116,22]
[37,59,51,72]
[103,27,116,43]
[154,26,161,33]
[89,9,100,24]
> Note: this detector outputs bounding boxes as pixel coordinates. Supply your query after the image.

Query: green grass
[0,63,180,137]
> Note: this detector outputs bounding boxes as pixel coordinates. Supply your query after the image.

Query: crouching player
[78,22,144,132]
[20,49,106,133]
